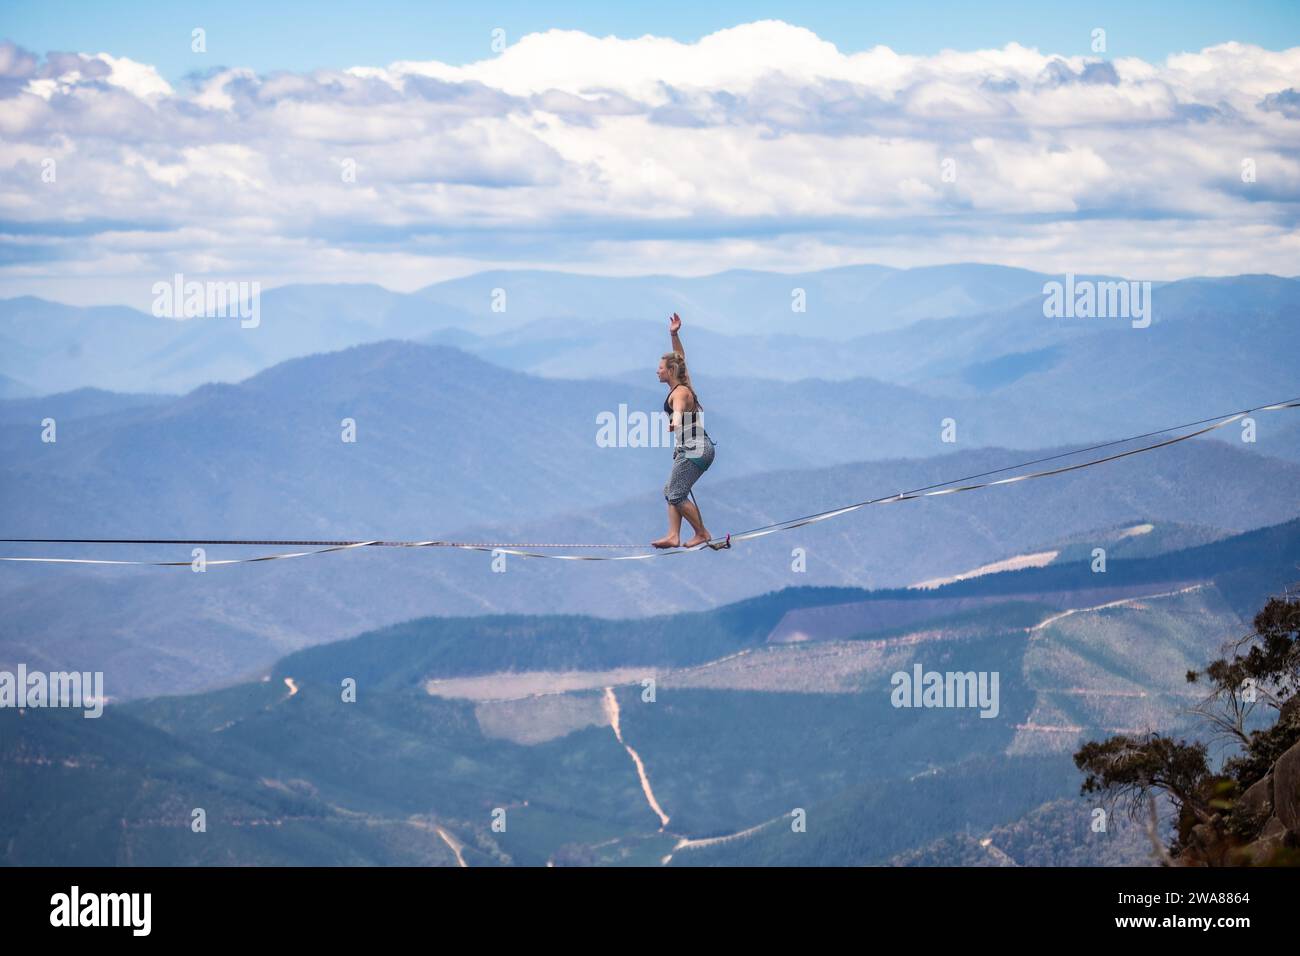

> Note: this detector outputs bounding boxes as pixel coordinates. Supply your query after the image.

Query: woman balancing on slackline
[651,312,718,549]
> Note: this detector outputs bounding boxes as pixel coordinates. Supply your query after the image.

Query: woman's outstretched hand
[669,312,681,334]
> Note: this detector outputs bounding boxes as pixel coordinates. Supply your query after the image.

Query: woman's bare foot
[651,534,680,549]
[683,530,711,548]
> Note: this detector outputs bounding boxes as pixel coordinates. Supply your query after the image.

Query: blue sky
[4,0,1298,81]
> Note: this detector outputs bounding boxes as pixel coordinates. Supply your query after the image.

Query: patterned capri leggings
[663,433,716,504]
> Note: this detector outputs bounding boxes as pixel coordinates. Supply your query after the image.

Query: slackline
[2,397,1297,566]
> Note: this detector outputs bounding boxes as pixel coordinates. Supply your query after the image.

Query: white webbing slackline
[2,398,1297,567]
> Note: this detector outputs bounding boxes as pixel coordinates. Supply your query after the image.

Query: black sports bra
[663,384,701,415]
[664,384,705,441]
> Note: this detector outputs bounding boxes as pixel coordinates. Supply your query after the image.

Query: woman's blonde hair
[661,350,690,386]
[661,351,702,409]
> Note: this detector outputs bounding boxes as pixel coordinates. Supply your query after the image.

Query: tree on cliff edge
[1073,586,1300,865]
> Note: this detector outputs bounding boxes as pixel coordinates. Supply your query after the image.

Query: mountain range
[4,518,1294,865]
[2,261,1296,866]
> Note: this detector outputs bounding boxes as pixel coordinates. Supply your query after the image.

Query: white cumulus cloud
[0,20,1298,306]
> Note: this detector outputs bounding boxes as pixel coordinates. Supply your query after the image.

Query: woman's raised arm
[669,312,685,361]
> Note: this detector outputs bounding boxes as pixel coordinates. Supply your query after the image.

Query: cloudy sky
[2,2,1299,307]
